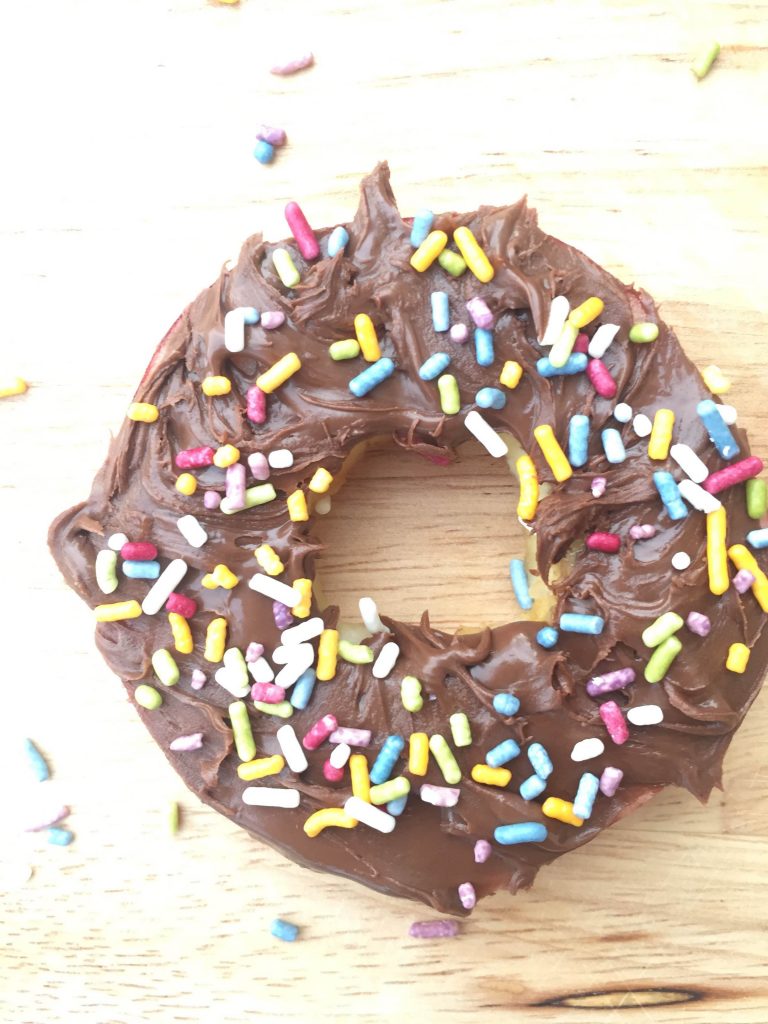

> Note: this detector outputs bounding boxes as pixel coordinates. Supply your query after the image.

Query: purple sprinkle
[733,569,755,594]
[270,52,314,76]
[474,839,492,863]
[449,324,468,344]
[630,523,657,540]
[586,667,636,698]
[190,669,207,690]
[248,452,270,482]
[251,682,286,704]
[256,124,287,147]
[599,766,623,797]
[24,804,70,832]
[458,882,476,910]
[169,733,204,752]
[329,728,372,746]
[466,297,494,329]
[686,611,711,637]
[273,601,293,630]
[225,463,246,511]
[245,642,265,663]
[591,476,607,498]
[420,784,460,807]
[409,919,460,939]
[204,490,222,510]
[261,311,286,330]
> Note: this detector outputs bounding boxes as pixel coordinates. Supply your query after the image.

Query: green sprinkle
[437,373,460,415]
[168,801,180,835]
[135,684,163,710]
[437,249,467,277]
[252,700,294,719]
[429,734,462,784]
[691,40,721,81]
[449,712,472,748]
[229,700,257,761]
[329,339,361,361]
[369,776,410,806]
[401,675,424,712]
[746,478,767,520]
[628,322,659,343]
[338,640,374,664]
[644,635,682,683]
[222,484,277,515]
[152,648,180,687]
[641,612,684,649]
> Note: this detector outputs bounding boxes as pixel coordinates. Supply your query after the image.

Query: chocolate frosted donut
[50,163,767,915]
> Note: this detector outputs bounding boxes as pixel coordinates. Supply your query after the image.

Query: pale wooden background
[2,1,767,1022]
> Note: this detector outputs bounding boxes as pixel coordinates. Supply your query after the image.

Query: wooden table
[2,1,767,1021]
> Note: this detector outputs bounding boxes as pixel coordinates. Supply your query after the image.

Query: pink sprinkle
[599,700,629,745]
[458,882,476,910]
[261,311,286,330]
[175,446,215,469]
[466,297,494,329]
[733,569,756,594]
[591,476,607,498]
[169,733,204,752]
[24,804,70,832]
[225,463,246,511]
[703,456,764,495]
[191,669,207,690]
[587,358,618,399]
[409,919,460,939]
[586,667,636,698]
[474,839,492,863]
[322,760,345,783]
[248,452,270,481]
[302,714,338,751]
[270,52,314,76]
[204,490,222,510]
[165,592,198,618]
[250,682,286,704]
[284,201,320,261]
[329,728,371,747]
[573,332,590,355]
[256,125,287,147]
[245,642,265,663]
[449,324,468,344]
[420,784,460,807]
[599,766,624,797]
[120,541,157,561]
[273,601,293,630]
[630,523,657,540]
[246,385,267,424]
[686,611,711,637]
[586,531,621,553]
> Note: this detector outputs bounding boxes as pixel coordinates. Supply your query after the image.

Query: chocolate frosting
[50,164,767,914]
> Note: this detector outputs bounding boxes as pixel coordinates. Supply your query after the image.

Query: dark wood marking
[538,987,703,1010]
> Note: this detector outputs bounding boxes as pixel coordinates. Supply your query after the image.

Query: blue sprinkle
[122,560,161,580]
[387,794,408,817]
[242,307,260,324]
[653,471,689,521]
[509,559,533,610]
[559,613,605,635]
[24,739,50,782]
[494,822,548,845]
[486,738,521,768]
[349,357,395,397]
[289,669,316,710]
[519,774,547,801]
[475,387,506,410]
[474,328,495,366]
[253,140,275,164]
[430,291,450,332]
[537,353,588,377]
[327,226,349,258]
[527,742,553,780]
[47,827,74,847]
[601,428,626,464]
[568,414,590,467]
[747,528,768,549]
[572,772,600,820]
[419,352,451,381]
[697,399,740,461]
[369,735,405,785]
[410,209,435,247]
[492,693,520,717]
[270,918,299,942]
[536,627,559,649]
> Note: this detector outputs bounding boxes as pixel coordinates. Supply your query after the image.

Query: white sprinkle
[359,596,386,634]
[671,551,691,571]
[281,617,324,646]
[274,645,315,689]
[627,704,664,726]
[587,323,620,358]
[247,657,274,683]
[214,648,250,697]
[343,796,396,833]
[718,404,737,425]
[571,737,605,762]
[224,307,247,353]
[272,642,314,666]
[107,532,129,551]
[141,559,188,615]
[670,443,709,484]
[329,728,371,746]
[678,478,722,514]
[464,410,509,458]
[276,724,308,772]
[539,295,570,346]
[613,402,633,424]
[633,414,653,438]
[372,641,400,679]
[420,785,461,807]
[177,514,208,548]
[248,573,301,607]
[315,494,332,515]
[268,449,294,469]
[330,742,351,769]
[242,787,301,808]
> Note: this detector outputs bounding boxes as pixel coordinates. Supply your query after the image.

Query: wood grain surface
[2,1,767,1022]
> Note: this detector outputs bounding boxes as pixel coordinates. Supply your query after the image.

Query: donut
[50,163,767,915]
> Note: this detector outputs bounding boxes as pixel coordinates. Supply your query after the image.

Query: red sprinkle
[284,201,320,261]
[165,592,198,618]
[573,332,590,355]
[121,541,157,561]
[175,446,215,469]
[246,385,267,424]
[302,714,338,751]
[250,682,286,704]
[599,700,629,744]
[703,456,764,495]
[322,760,345,783]
[586,358,617,399]
[586,532,621,553]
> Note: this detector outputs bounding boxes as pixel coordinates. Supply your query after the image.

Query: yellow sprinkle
[291,578,312,618]
[213,444,240,468]
[437,373,460,415]
[349,754,370,802]
[175,473,197,496]
[303,807,357,838]
[201,375,231,397]
[516,454,539,520]
[408,732,430,776]
[94,600,142,623]
[204,617,227,663]
[706,507,729,596]
[533,424,572,483]
[568,296,604,329]
[212,564,239,589]
[255,544,284,576]
[237,755,285,781]
[726,642,750,674]
[702,364,731,394]
[168,613,193,654]
[272,247,301,288]
[287,489,309,522]
[168,801,180,835]
[410,230,448,272]
[548,321,578,369]
[256,352,301,394]
[308,467,333,494]
[542,797,584,827]
[127,401,158,422]
[499,360,523,389]
[316,628,339,680]
[471,764,512,787]
[0,376,28,398]
[648,409,675,461]
[354,314,381,362]
[453,226,494,283]
[728,545,768,613]
[201,573,217,590]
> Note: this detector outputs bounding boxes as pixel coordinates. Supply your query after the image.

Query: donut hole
[312,435,558,633]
